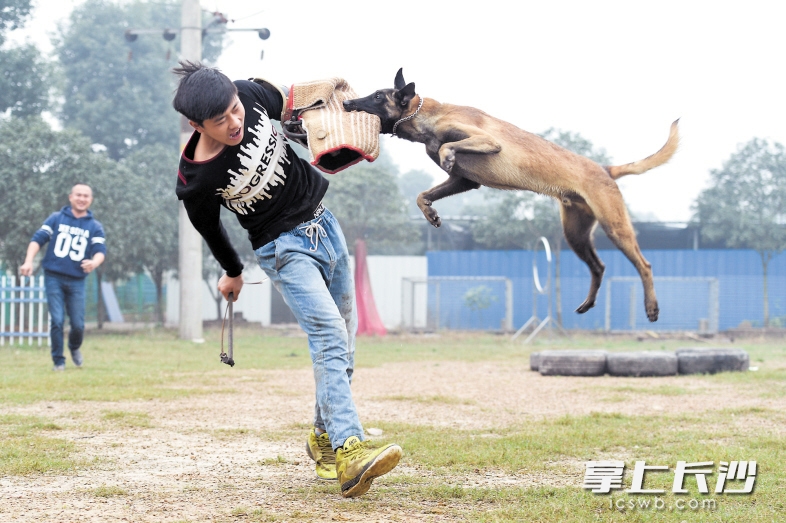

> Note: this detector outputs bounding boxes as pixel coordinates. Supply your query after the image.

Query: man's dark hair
[172,61,238,126]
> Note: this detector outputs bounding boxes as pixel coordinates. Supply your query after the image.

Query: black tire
[606,351,678,377]
[530,352,540,372]
[538,350,607,377]
[676,347,750,375]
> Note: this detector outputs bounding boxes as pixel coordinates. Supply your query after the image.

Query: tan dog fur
[344,69,679,321]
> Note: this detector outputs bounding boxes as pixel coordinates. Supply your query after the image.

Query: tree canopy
[112,145,180,323]
[322,149,417,255]
[54,0,223,159]
[694,138,786,326]
[694,138,786,253]
[0,115,183,324]
[0,0,32,42]
[0,0,51,116]
[0,115,119,275]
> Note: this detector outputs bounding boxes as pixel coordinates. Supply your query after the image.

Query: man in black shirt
[172,62,401,498]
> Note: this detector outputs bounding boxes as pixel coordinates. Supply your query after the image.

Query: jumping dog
[343,69,679,322]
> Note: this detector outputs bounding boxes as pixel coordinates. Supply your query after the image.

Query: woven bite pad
[287,78,381,174]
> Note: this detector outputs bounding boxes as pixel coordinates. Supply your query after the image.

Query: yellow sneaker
[336,436,402,498]
[305,428,337,480]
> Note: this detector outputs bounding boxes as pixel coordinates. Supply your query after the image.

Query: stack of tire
[531,347,750,377]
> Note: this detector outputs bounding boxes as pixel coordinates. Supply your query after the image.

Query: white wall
[363,255,427,330]
[165,256,427,330]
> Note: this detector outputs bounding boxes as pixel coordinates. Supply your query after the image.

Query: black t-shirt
[176,80,329,277]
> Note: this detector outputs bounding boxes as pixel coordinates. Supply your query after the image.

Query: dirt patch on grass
[1,351,783,522]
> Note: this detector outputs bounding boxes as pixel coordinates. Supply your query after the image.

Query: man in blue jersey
[19,184,106,371]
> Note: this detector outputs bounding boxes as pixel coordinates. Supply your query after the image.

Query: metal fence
[0,275,49,346]
[83,272,161,323]
[604,277,720,333]
[428,249,786,332]
[402,276,513,332]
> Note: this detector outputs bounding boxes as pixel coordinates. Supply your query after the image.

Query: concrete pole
[178,0,203,342]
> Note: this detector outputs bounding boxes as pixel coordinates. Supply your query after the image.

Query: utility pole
[178,0,203,342]
[123,5,269,341]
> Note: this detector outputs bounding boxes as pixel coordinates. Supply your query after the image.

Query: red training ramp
[354,239,387,336]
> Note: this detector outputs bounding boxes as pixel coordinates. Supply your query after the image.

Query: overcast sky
[10,0,786,222]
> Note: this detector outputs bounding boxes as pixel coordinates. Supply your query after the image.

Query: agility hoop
[512,237,569,344]
[532,236,552,295]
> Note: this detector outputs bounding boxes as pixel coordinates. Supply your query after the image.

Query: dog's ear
[394,68,406,90]
[395,82,417,107]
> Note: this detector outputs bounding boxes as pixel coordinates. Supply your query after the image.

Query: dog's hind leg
[560,201,606,314]
[586,188,659,322]
[417,175,480,228]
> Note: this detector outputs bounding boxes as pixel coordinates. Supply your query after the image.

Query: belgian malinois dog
[343,69,679,322]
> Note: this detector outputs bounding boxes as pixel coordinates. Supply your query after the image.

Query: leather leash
[220,278,268,367]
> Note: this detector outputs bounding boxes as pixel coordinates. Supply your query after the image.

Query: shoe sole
[341,445,402,498]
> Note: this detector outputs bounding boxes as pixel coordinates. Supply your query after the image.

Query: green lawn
[0,327,784,522]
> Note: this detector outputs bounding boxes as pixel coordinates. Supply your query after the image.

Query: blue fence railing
[428,249,786,332]
[0,275,49,345]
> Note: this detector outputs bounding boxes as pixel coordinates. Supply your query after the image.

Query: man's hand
[81,253,105,274]
[19,261,34,277]
[19,242,40,277]
[218,273,244,301]
[81,259,99,273]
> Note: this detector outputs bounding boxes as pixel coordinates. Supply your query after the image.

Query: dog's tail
[606,119,680,180]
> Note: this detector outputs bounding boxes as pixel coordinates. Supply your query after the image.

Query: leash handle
[219,278,268,367]
[228,291,234,361]
[220,291,235,367]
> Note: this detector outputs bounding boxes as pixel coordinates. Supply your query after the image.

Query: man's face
[192,96,245,146]
[69,185,93,213]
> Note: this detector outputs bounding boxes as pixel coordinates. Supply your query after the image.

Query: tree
[0,0,51,116]
[0,0,31,37]
[539,128,611,163]
[397,168,433,218]
[0,116,181,325]
[54,0,224,159]
[0,116,118,276]
[322,150,417,255]
[397,167,487,220]
[694,138,786,327]
[467,129,612,325]
[111,145,180,325]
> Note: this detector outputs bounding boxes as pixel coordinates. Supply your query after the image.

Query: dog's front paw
[423,207,441,228]
[417,195,441,228]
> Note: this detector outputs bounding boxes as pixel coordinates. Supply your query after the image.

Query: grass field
[0,327,784,522]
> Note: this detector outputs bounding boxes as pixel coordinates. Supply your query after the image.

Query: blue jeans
[44,271,86,366]
[255,208,363,450]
